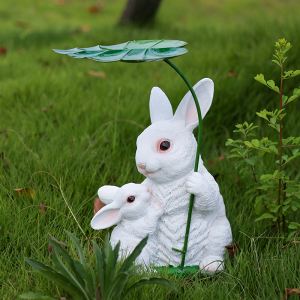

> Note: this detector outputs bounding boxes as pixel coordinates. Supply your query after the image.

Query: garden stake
[164,59,203,270]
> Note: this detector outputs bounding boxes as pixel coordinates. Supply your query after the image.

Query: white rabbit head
[91,183,151,230]
[135,78,214,184]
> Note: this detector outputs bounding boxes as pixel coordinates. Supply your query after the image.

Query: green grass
[1,0,300,298]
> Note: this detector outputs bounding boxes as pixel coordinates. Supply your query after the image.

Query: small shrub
[226,39,300,240]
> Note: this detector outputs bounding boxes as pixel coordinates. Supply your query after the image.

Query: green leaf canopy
[53,40,187,62]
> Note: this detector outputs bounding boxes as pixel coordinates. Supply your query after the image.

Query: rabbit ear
[149,87,173,124]
[98,185,119,205]
[173,78,214,130]
[91,203,121,230]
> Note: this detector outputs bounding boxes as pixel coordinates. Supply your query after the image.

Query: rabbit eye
[160,141,170,151]
[127,196,135,203]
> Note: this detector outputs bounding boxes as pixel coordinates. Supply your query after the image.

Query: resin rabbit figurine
[134,78,232,274]
[92,78,232,274]
[91,183,163,263]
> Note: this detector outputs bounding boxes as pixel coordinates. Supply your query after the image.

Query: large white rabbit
[135,78,232,274]
[91,183,163,264]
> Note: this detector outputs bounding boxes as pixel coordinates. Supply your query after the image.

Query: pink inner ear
[185,99,198,127]
[92,208,121,229]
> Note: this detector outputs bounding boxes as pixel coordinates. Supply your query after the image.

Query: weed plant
[226,39,300,239]
[1,0,300,299]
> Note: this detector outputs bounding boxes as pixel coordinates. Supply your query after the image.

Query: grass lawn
[1,0,300,298]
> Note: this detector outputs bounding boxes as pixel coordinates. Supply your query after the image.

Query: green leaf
[254,196,264,214]
[283,70,293,77]
[292,148,299,156]
[251,139,260,147]
[267,80,275,88]
[88,264,97,300]
[292,206,298,212]
[267,80,279,92]
[256,112,269,121]
[282,95,288,104]
[282,205,290,212]
[235,160,245,169]
[294,193,300,199]
[288,222,300,229]
[269,205,281,213]
[228,154,242,158]
[108,272,129,300]
[122,277,177,300]
[287,94,299,103]
[65,231,86,270]
[18,293,56,300]
[286,230,298,242]
[73,260,93,297]
[53,40,188,63]
[283,198,292,205]
[225,140,233,146]
[272,60,281,67]
[291,70,300,77]
[270,118,276,125]
[268,123,279,132]
[245,158,255,166]
[244,141,252,147]
[254,74,267,85]
[25,259,84,299]
[269,145,278,153]
[279,113,286,119]
[93,241,105,298]
[47,237,83,286]
[294,137,300,144]
[51,251,91,300]
[293,88,300,95]
[282,137,294,145]
[255,213,275,222]
[257,185,272,190]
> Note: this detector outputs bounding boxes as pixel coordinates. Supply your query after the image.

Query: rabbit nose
[138,164,146,170]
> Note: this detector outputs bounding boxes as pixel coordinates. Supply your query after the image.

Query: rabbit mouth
[144,170,160,177]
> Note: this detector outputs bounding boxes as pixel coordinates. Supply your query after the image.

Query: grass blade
[122,277,177,299]
[19,293,56,299]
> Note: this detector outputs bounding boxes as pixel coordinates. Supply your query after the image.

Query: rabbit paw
[200,256,224,275]
[149,201,163,216]
[186,172,205,195]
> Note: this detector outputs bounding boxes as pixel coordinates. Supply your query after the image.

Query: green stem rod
[164,59,203,270]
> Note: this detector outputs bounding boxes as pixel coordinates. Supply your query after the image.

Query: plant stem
[278,61,284,234]
[164,59,202,270]
[283,183,287,235]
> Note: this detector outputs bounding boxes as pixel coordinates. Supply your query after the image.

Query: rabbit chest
[144,174,210,266]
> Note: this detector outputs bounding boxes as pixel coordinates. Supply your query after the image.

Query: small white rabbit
[134,78,232,274]
[91,183,163,263]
